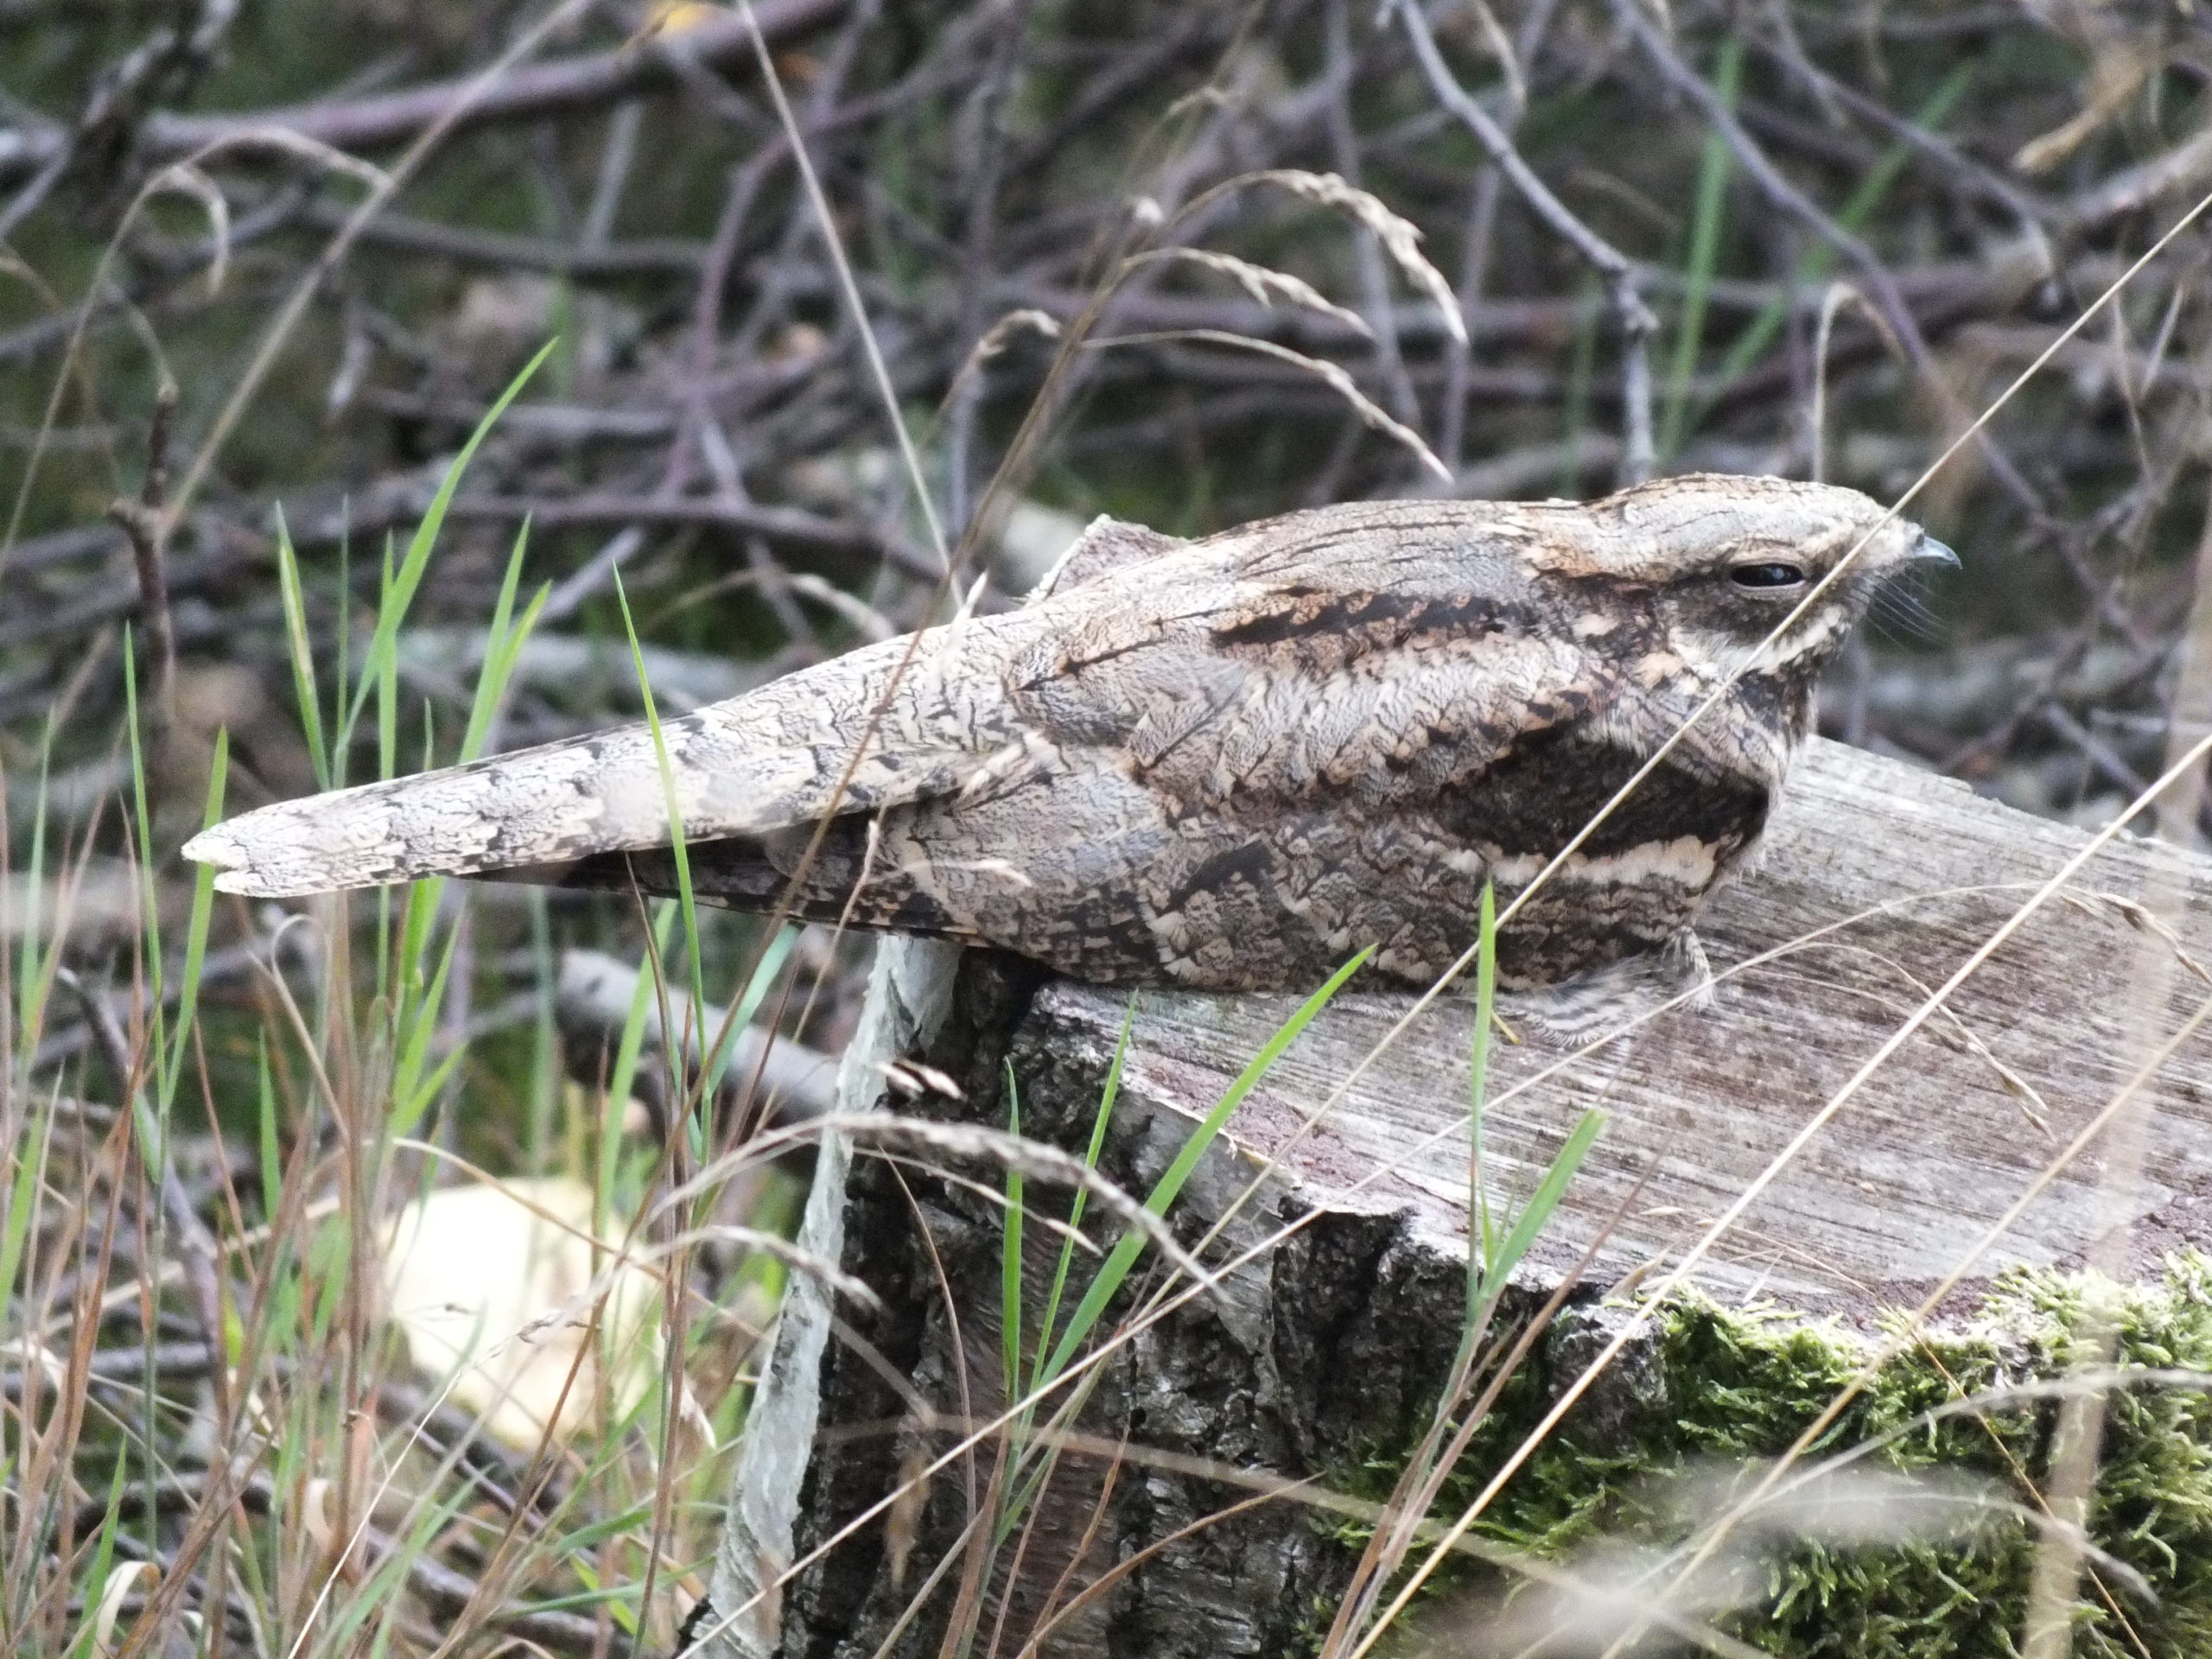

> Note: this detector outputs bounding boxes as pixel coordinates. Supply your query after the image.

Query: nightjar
[186,474,1950,995]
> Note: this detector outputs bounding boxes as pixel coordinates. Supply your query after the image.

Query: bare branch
[1389,0,1657,482]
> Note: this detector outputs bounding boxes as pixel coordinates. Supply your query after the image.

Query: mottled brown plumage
[185,474,1948,992]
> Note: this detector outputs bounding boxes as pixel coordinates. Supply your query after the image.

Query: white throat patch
[1679,604,1852,683]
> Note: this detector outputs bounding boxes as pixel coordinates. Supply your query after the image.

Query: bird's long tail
[181,622,1010,899]
[182,718,705,898]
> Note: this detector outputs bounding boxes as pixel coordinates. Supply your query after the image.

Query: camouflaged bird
[184,474,1950,994]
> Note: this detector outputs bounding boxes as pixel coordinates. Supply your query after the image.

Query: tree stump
[690,738,2212,1659]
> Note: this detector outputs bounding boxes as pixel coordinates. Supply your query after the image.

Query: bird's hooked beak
[1910,528,1960,569]
[1847,524,1955,648]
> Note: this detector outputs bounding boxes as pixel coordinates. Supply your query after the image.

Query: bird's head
[1560,474,1955,691]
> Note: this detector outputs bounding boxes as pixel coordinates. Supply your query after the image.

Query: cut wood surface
[696,736,2212,1659]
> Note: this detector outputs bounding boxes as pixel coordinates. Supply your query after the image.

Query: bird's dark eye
[1731,562,1807,588]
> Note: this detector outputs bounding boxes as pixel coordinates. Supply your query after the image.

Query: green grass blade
[603,903,679,1224]
[613,567,711,1131]
[334,524,354,788]
[459,520,547,765]
[0,1093,53,1332]
[390,923,465,1137]
[1702,65,1975,416]
[274,506,331,790]
[1040,949,1371,1385]
[1659,35,1742,459]
[374,537,399,784]
[343,337,556,739]
[64,1458,131,1658]
[565,1559,643,1637]
[607,904,678,1118]
[158,730,224,1112]
[699,925,800,1102]
[504,1577,664,1618]
[1029,1001,1132,1397]
[528,893,560,1175]
[16,711,54,1048]
[543,1497,660,1556]
[397,1043,470,1135]
[1474,1108,1605,1322]
[1001,1068,1025,1401]
[376,520,549,1133]
[1467,881,1497,1319]
[256,1036,281,1222]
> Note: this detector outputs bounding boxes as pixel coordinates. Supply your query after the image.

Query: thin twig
[106,372,178,719]
[1390,0,1657,481]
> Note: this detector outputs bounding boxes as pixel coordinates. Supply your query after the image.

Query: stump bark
[691,737,2212,1659]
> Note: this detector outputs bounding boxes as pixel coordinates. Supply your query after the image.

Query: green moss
[1337,1253,2212,1657]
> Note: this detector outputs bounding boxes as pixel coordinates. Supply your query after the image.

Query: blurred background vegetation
[7,0,2212,1652]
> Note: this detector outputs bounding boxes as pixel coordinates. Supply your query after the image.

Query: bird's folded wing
[1014,585,1601,810]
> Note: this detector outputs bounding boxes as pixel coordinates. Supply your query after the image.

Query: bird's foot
[1497,931,1715,1050]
